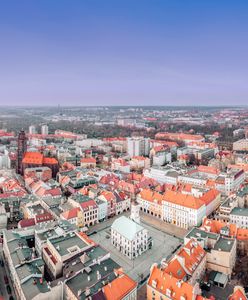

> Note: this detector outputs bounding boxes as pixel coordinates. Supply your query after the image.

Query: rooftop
[111,216,145,240]
[230,207,248,217]
[49,232,89,257]
[213,237,235,252]
[66,258,120,299]
[186,227,219,241]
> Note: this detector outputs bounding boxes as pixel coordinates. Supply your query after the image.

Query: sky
[0,0,247,106]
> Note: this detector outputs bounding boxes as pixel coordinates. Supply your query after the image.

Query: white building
[230,208,248,229]
[127,137,150,157]
[233,139,248,151]
[41,124,49,135]
[96,198,108,221]
[215,169,245,195]
[111,158,130,173]
[0,203,7,229]
[162,190,206,229]
[29,125,36,134]
[143,167,180,184]
[0,152,11,169]
[111,215,149,260]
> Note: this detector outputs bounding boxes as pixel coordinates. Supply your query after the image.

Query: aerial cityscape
[1,1,248,300]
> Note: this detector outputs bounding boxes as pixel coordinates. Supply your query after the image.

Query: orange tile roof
[229,223,237,237]
[118,180,138,194]
[22,152,43,164]
[100,190,116,202]
[103,271,137,300]
[139,189,164,204]
[236,228,248,241]
[188,141,217,149]
[164,190,205,209]
[78,232,97,246]
[80,157,96,163]
[153,145,168,153]
[22,152,58,165]
[43,157,58,165]
[148,265,194,300]
[176,239,206,275]
[61,207,80,220]
[201,218,225,234]
[197,165,220,175]
[127,172,143,182]
[200,189,220,206]
[155,132,204,141]
[163,258,187,280]
[132,156,146,160]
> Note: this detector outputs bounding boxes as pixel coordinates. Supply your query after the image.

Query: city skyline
[0,0,248,106]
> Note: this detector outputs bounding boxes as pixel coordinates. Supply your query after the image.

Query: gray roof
[66,258,120,300]
[111,216,145,240]
[49,232,88,257]
[230,207,248,217]
[21,275,50,299]
[213,237,235,252]
[237,186,248,198]
[186,227,219,241]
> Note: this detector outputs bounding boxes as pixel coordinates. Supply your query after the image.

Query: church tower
[16,130,27,174]
[130,203,141,224]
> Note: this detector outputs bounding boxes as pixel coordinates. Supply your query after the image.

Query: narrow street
[0,244,15,300]
[0,245,9,299]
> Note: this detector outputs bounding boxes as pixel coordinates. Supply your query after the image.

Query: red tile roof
[18,218,35,228]
[80,199,97,211]
[35,212,53,223]
[229,287,247,300]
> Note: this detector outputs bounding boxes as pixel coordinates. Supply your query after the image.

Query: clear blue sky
[0,0,247,106]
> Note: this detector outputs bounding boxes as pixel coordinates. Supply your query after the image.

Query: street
[0,244,15,300]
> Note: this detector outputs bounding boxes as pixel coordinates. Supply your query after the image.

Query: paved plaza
[90,219,181,282]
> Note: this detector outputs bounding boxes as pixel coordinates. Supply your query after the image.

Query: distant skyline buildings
[0,1,247,106]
